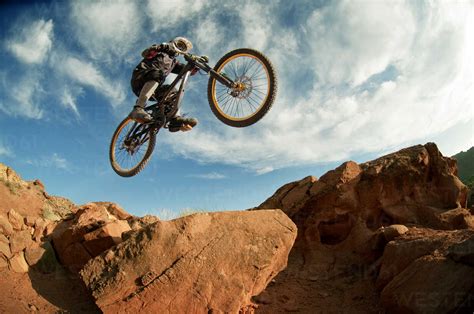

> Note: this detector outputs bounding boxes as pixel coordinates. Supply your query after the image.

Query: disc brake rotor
[230,75,253,99]
[122,138,139,155]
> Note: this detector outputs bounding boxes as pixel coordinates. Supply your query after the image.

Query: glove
[157,43,177,56]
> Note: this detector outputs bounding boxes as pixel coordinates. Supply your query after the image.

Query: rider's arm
[141,44,159,58]
[171,61,185,74]
[141,43,177,59]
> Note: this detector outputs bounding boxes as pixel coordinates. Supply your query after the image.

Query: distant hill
[452,146,474,189]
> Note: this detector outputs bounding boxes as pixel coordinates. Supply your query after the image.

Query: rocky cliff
[0,163,296,313]
[0,142,472,313]
[255,143,473,313]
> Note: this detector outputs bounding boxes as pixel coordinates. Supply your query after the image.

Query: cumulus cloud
[1,1,471,173]
[306,2,415,86]
[70,0,143,61]
[238,2,274,51]
[26,153,70,170]
[188,172,226,179]
[146,0,205,30]
[0,142,13,158]
[162,1,474,173]
[59,57,126,106]
[0,73,44,119]
[61,87,82,118]
[6,19,54,64]
[50,153,69,170]
[193,17,222,52]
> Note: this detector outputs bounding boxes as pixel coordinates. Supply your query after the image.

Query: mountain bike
[109,46,277,177]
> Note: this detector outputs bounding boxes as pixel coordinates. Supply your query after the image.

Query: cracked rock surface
[80,209,297,313]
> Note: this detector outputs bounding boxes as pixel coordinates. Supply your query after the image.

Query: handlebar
[171,42,208,64]
[171,42,235,88]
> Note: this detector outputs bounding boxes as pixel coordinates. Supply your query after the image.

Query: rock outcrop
[378,228,474,312]
[51,202,132,272]
[1,142,472,313]
[0,165,77,275]
[260,143,470,249]
[256,143,474,313]
[81,209,297,313]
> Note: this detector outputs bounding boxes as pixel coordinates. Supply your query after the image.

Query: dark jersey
[130,43,184,96]
[133,43,184,80]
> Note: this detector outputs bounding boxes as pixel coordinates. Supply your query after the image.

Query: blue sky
[0,0,473,218]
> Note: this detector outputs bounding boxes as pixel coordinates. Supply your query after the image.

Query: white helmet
[171,37,193,53]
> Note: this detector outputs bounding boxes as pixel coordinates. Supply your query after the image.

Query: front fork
[209,69,235,88]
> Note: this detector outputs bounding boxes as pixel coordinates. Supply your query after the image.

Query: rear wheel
[109,117,156,177]
[207,48,277,127]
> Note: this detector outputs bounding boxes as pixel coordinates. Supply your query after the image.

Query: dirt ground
[0,268,99,313]
[254,246,384,314]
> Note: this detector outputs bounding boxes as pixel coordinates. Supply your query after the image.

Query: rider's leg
[130,80,159,123]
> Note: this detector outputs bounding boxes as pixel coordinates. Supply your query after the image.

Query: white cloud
[238,2,274,51]
[26,153,70,170]
[60,57,126,106]
[61,87,82,118]
[50,153,69,170]
[162,1,474,173]
[70,0,143,61]
[255,167,274,176]
[0,142,13,158]
[306,1,415,86]
[7,19,54,64]
[146,0,205,30]
[193,17,222,52]
[0,73,44,119]
[188,172,226,179]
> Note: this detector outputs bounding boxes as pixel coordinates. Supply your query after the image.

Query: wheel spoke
[212,52,273,121]
[111,119,152,171]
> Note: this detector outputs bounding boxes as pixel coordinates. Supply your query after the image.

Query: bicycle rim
[211,53,270,121]
[110,118,155,176]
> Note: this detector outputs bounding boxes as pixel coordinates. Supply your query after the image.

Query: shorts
[130,69,165,97]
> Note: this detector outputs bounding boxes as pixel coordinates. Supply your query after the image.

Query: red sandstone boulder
[9,230,33,254]
[92,202,132,220]
[7,209,24,231]
[0,215,13,236]
[0,255,7,269]
[0,241,11,259]
[52,203,132,272]
[9,251,29,273]
[82,220,130,257]
[378,229,474,313]
[80,209,297,313]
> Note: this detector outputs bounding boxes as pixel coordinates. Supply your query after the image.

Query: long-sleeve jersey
[133,43,184,79]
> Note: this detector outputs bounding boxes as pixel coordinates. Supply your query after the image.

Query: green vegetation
[41,198,75,221]
[453,147,474,190]
[41,205,62,221]
[178,208,208,218]
[0,178,21,195]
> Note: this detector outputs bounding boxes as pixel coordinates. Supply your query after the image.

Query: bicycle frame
[144,52,236,128]
[132,53,236,141]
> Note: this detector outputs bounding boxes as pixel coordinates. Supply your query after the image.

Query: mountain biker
[129,37,198,132]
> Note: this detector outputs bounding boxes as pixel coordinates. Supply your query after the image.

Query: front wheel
[207,48,277,127]
[109,117,156,177]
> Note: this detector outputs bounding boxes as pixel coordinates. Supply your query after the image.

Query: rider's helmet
[171,37,193,53]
